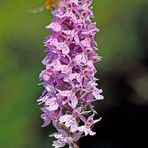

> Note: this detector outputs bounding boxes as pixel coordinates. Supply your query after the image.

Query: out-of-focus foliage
[0,0,148,148]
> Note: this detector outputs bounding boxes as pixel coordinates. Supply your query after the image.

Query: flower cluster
[38,0,103,147]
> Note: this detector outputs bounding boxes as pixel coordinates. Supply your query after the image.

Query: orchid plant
[38,0,103,147]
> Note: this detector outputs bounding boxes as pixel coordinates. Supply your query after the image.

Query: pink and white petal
[52,140,66,148]
[80,38,91,47]
[41,114,51,127]
[46,102,59,111]
[59,115,72,123]
[62,44,70,55]
[94,117,102,124]
[92,87,104,100]
[47,37,58,46]
[89,130,96,136]
[75,54,88,64]
[37,95,48,104]
[74,35,80,44]
[58,90,71,97]
[78,126,85,132]
[71,0,79,5]
[62,65,70,73]
[62,30,73,36]
[69,94,78,108]
[70,124,78,133]
[46,22,62,32]
[45,98,59,111]
[68,73,79,81]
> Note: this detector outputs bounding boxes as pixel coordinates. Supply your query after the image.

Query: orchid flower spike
[38,0,104,147]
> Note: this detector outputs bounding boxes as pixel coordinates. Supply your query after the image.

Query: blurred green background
[0,0,148,148]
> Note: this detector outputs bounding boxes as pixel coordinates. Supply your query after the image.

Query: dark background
[0,0,148,147]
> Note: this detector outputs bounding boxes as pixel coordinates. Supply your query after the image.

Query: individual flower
[59,115,78,133]
[78,114,102,136]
